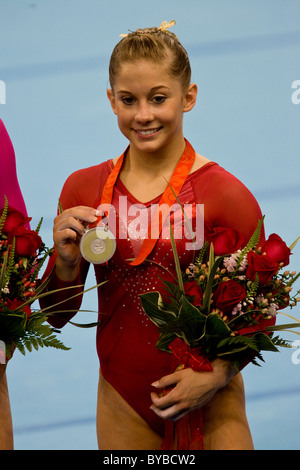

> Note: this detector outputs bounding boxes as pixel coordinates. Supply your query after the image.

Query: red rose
[246,250,279,284]
[10,226,42,257]
[6,298,31,317]
[0,206,31,234]
[207,226,245,256]
[261,234,290,267]
[184,281,203,306]
[213,280,247,313]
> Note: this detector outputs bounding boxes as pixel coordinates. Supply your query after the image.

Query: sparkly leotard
[41,145,265,438]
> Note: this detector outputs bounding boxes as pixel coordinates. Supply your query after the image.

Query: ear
[183,83,198,113]
[107,88,117,115]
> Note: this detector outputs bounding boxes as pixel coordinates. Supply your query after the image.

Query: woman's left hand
[150,358,236,421]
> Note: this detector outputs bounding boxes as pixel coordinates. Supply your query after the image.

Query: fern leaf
[4,237,16,286]
[0,195,8,234]
[35,217,43,234]
[235,217,264,271]
[0,249,9,291]
[195,242,209,266]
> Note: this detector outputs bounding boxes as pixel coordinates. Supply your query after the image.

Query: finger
[150,390,177,410]
[56,209,98,226]
[150,402,188,421]
[61,205,99,217]
[55,216,87,235]
[151,371,180,391]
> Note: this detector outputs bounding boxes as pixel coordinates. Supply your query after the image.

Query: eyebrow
[116,85,170,94]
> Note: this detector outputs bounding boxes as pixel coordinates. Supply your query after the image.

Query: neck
[124,138,187,179]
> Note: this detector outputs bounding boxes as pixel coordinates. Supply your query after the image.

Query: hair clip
[157,20,176,33]
[120,20,176,38]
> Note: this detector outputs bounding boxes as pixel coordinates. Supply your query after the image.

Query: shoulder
[208,164,258,201]
[65,160,111,185]
[190,153,211,173]
[60,160,112,209]
[192,160,256,198]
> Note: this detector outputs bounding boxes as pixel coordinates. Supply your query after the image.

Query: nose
[135,100,154,123]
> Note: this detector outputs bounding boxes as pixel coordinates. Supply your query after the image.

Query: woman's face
[107,59,197,156]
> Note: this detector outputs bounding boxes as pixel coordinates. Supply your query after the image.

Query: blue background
[0,0,300,450]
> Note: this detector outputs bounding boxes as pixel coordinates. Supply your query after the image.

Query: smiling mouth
[134,127,162,137]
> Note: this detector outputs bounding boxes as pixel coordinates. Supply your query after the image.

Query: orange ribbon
[92,139,196,265]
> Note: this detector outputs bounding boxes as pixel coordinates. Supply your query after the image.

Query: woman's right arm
[39,206,99,328]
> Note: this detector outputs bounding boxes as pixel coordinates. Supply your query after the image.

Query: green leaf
[202,254,225,313]
[35,217,43,234]
[251,332,279,353]
[289,235,300,252]
[180,296,206,323]
[156,331,177,353]
[265,322,300,332]
[235,217,264,269]
[204,312,232,341]
[169,221,184,292]
[139,292,176,328]
[0,311,27,340]
[68,321,101,328]
[0,195,8,234]
[195,242,209,266]
[0,249,9,291]
[216,335,256,356]
[177,296,207,345]
[208,242,215,277]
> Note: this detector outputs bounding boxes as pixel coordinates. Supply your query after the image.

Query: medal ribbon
[93,139,196,266]
[160,338,213,450]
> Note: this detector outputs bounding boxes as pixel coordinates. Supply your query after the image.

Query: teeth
[137,128,160,135]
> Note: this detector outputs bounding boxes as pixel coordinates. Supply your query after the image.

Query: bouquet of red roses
[0,197,70,361]
[140,218,300,371]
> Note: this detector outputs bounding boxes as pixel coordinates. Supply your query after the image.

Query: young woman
[40,22,266,450]
[0,118,28,450]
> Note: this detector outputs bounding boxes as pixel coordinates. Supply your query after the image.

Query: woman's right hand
[53,206,99,280]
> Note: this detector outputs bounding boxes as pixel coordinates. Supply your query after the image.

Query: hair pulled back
[109,21,191,92]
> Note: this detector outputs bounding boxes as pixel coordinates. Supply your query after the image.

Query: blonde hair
[109,21,191,92]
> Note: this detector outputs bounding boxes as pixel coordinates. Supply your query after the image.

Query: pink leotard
[41,145,266,437]
[0,119,28,216]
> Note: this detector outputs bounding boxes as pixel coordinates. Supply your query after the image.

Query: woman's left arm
[150,166,266,420]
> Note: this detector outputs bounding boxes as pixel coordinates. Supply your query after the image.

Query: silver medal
[80,225,116,264]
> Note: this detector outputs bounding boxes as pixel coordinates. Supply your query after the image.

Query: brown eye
[121,96,135,105]
[152,95,166,104]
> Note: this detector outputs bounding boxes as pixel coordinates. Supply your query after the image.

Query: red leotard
[41,144,265,438]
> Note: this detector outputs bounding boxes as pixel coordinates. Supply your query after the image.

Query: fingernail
[151,381,159,387]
